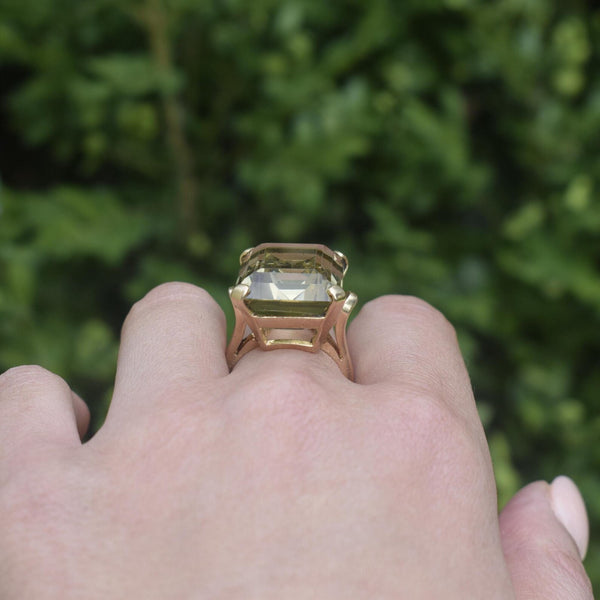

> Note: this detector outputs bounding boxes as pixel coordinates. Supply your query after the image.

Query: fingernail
[550,475,589,560]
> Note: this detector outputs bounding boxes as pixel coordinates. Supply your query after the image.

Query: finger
[500,476,593,600]
[0,365,83,467]
[110,282,228,415]
[230,344,346,388]
[71,392,90,439]
[347,296,473,408]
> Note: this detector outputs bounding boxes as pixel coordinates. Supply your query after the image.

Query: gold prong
[230,284,250,301]
[334,250,348,276]
[342,291,358,314]
[239,247,254,265]
[327,285,346,302]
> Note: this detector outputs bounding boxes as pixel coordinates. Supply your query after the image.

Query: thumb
[499,476,593,600]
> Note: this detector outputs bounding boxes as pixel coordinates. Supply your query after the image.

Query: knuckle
[365,295,456,339]
[0,365,67,399]
[401,391,488,477]
[137,281,215,308]
[252,365,324,406]
[125,282,223,325]
[404,392,461,442]
[232,365,334,462]
[237,364,329,428]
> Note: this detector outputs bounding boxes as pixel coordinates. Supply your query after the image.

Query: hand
[0,283,592,599]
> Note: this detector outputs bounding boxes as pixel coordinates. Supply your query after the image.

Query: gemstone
[238,243,345,317]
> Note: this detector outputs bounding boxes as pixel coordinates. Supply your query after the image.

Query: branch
[136,0,199,238]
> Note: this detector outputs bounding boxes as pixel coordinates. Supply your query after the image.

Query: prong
[342,291,358,314]
[334,250,348,276]
[230,283,250,301]
[327,285,346,302]
[239,247,254,265]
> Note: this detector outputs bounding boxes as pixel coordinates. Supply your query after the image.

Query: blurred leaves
[17,187,152,263]
[1,0,600,586]
[88,54,182,97]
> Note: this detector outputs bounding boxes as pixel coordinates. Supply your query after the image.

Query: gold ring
[226,243,358,380]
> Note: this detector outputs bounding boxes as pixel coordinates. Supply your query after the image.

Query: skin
[0,283,593,599]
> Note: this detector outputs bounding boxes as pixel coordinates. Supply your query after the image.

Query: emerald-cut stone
[238,243,345,317]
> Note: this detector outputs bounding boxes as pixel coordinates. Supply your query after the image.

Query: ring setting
[226,243,358,379]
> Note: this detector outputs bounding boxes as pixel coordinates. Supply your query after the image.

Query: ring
[226,243,358,380]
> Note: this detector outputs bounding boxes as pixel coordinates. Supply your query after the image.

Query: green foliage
[1,0,600,584]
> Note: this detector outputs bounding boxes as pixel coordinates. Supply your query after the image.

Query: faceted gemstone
[244,270,332,301]
[238,243,345,317]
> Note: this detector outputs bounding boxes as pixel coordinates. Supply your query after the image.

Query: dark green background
[1,0,599,588]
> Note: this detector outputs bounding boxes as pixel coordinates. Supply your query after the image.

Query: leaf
[87,54,183,96]
[24,187,153,264]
